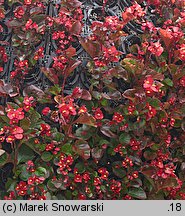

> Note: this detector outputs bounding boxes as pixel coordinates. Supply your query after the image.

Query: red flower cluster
[112,112,124,123]
[6,106,24,124]
[0,46,8,63]
[143,75,160,95]
[28,176,45,185]
[57,154,74,175]
[45,142,60,155]
[180,75,185,87]
[94,108,104,120]
[110,179,122,194]
[146,104,157,119]
[23,96,34,111]
[179,44,185,61]
[34,47,44,61]
[148,41,164,56]
[58,99,76,121]
[130,138,141,151]
[14,6,25,19]
[94,46,121,67]
[16,181,27,196]
[122,157,134,168]
[40,124,51,137]
[98,167,109,180]
[25,19,38,31]
[53,55,67,71]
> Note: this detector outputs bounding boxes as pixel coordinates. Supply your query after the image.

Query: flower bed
[0,0,185,200]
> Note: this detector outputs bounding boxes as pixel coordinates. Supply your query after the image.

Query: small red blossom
[23,96,34,111]
[180,75,185,87]
[11,126,24,140]
[93,177,101,186]
[110,179,121,194]
[42,107,51,116]
[146,104,157,119]
[130,138,141,151]
[98,167,109,180]
[148,41,164,56]
[94,108,104,120]
[7,106,24,124]
[4,191,16,200]
[40,124,51,136]
[24,0,32,5]
[178,44,185,61]
[112,112,124,123]
[74,174,83,183]
[58,99,77,120]
[16,181,27,196]
[25,19,38,31]
[78,105,87,114]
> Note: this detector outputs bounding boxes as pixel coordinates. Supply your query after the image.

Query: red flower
[113,112,124,123]
[74,174,83,183]
[148,41,164,56]
[11,126,24,140]
[143,76,154,89]
[16,181,27,196]
[130,138,140,151]
[83,172,90,183]
[23,96,34,111]
[146,104,157,119]
[59,99,77,120]
[40,124,51,136]
[78,194,86,200]
[42,107,51,116]
[180,75,185,87]
[98,167,109,180]
[179,44,185,61]
[25,19,38,31]
[94,108,104,120]
[110,179,121,194]
[14,6,25,19]
[143,75,159,95]
[6,136,15,143]
[78,105,87,114]
[7,107,24,124]
[24,0,32,5]
[93,177,101,186]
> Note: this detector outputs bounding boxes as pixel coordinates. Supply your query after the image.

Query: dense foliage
[0,0,185,200]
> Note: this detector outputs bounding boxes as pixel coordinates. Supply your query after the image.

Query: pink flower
[148,41,164,56]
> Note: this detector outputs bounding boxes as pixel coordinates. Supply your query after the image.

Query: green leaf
[73,140,91,160]
[18,144,35,164]
[48,85,61,95]
[163,78,173,87]
[119,133,131,144]
[5,178,17,192]
[112,161,126,178]
[147,98,161,108]
[128,187,147,199]
[0,151,7,167]
[19,165,31,181]
[53,132,64,142]
[61,143,72,155]
[35,167,47,177]
[20,118,31,130]
[75,162,85,174]
[41,151,53,162]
